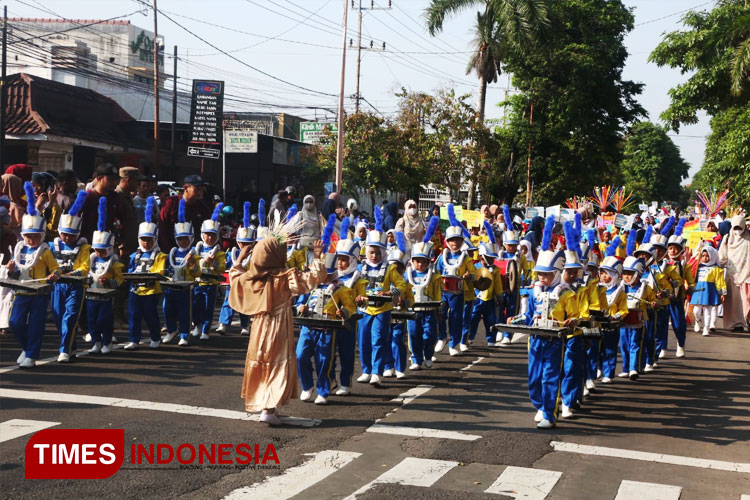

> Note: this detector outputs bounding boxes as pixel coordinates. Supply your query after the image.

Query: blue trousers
[528,335,563,423]
[358,311,391,375]
[469,299,496,344]
[335,325,356,387]
[642,310,657,368]
[585,338,600,381]
[218,287,249,328]
[52,283,85,354]
[10,293,50,359]
[385,320,407,373]
[192,284,218,334]
[668,300,687,348]
[561,335,584,406]
[620,326,643,373]
[296,326,336,397]
[600,328,619,379]
[87,299,114,346]
[129,293,161,342]
[655,306,672,353]
[439,293,464,348]
[408,311,437,365]
[498,292,518,339]
[164,288,192,339]
[461,299,475,344]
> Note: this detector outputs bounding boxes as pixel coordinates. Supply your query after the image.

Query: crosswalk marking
[223,450,361,500]
[390,384,433,405]
[0,419,60,444]
[343,457,458,500]
[551,441,750,473]
[614,480,682,500]
[366,422,481,441]
[0,388,320,426]
[484,465,562,499]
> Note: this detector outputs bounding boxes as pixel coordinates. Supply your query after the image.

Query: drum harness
[441,248,466,295]
[12,241,49,281]
[407,266,434,304]
[89,254,116,292]
[52,237,86,276]
[168,247,196,282]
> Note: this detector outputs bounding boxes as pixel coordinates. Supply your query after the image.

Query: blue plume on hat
[211,202,223,222]
[396,231,407,253]
[541,214,555,251]
[374,205,383,232]
[424,215,439,244]
[644,224,653,244]
[447,203,460,227]
[97,196,107,232]
[674,217,686,237]
[484,220,497,245]
[24,181,37,216]
[258,198,266,227]
[571,224,583,259]
[574,212,582,236]
[660,216,676,236]
[144,196,155,224]
[605,236,620,257]
[563,221,576,250]
[321,213,337,250]
[243,201,251,228]
[68,190,88,217]
[178,197,187,224]
[626,229,638,256]
[586,229,596,246]
[503,204,512,230]
[340,216,351,239]
[285,203,298,222]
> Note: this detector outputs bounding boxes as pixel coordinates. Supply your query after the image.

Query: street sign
[188,80,224,158]
[300,122,337,144]
[224,130,258,153]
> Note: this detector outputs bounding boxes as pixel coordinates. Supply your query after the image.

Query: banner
[686,231,716,250]
[188,80,224,159]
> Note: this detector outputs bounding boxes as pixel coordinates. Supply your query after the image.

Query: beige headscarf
[1,173,26,229]
[395,199,425,245]
[229,237,293,315]
[718,216,750,284]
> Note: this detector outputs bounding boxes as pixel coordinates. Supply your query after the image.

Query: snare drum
[495,259,519,293]
[442,275,464,293]
[623,310,644,328]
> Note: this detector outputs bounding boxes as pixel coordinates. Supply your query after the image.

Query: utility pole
[335,0,349,193]
[354,0,362,113]
[152,0,161,177]
[171,44,177,178]
[1,6,7,171]
[525,102,534,207]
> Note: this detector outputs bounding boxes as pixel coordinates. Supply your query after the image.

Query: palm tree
[728,9,750,95]
[426,0,548,208]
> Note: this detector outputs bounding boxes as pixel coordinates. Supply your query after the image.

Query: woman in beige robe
[229,236,325,425]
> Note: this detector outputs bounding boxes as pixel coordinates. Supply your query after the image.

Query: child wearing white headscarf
[690,245,727,336]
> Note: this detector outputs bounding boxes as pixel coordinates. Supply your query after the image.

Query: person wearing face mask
[293,195,323,241]
[717,215,750,331]
[395,200,425,247]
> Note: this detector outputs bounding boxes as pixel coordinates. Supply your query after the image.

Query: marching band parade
[1,168,748,430]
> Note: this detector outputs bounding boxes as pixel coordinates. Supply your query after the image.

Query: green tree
[649,0,750,208]
[492,0,645,205]
[620,122,690,204]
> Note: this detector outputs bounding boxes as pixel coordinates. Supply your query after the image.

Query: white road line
[223,450,361,500]
[0,419,60,444]
[0,389,320,427]
[460,356,485,371]
[614,480,682,500]
[366,423,481,441]
[343,457,458,500]
[551,441,750,474]
[390,384,433,406]
[484,465,562,499]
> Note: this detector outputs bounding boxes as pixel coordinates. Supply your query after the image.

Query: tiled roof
[4,73,134,146]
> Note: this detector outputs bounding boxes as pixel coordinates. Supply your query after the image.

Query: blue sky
[6,0,711,181]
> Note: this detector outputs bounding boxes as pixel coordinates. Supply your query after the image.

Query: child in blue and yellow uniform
[460,234,479,352]
[435,204,476,357]
[497,205,525,346]
[125,196,167,350]
[8,182,60,368]
[690,245,726,336]
[355,206,407,387]
[468,221,504,346]
[597,245,628,383]
[648,217,684,360]
[296,215,356,404]
[50,190,91,362]
[406,216,442,370]
[162,198,202,346]
[191,203,227,340]
[87,197,124,354]
[559,226,585,419]
[383,231,414,379]
[666,218,693,357]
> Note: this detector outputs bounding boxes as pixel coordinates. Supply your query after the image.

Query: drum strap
[14,241,48,279]
[407,268,433,302]
[340,270,361,289]
[606,283,624,307]
[89,254,115,289]
[442,249,466,276]
[169,247,195,281]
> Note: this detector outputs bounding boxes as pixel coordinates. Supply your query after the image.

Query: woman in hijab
[0,172,26,231]
[295,194,323,240]
[229,236,326,424]
[383,201,398,231]
[523,215,545,250]
[718,215,750,331]
[395,199,425,246]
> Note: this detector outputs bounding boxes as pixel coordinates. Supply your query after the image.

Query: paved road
[1,315,749,500]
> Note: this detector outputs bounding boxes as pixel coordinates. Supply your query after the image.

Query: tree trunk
[466,75,488,210]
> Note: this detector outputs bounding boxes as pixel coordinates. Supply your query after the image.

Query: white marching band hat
[58,191,89,235]
[92,196,114,249]
[138,196,158,238]
[20,182,45,235]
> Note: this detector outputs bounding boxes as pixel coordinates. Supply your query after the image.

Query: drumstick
[21,278,51,283]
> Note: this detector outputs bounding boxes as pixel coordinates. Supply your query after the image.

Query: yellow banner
[686,231,716,250]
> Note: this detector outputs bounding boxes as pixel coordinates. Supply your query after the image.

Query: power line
[634,0,716,27]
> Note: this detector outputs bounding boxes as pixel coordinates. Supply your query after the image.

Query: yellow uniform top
[130,252,167,296]
[89,257,125,291]
[196,243,226,286]
[667,259,695,299]
[360,263,408,315]
[286,248,306,271]
[322,284,358,319]
[476,266,504,302]
[528,284,578,326]
[646,265,674,307]
[51,239,91,283]
[603,285,629,319]
[585,277,602,313]
[405,269,443,303]
[626,281,657,315]
[12,244,60,295]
